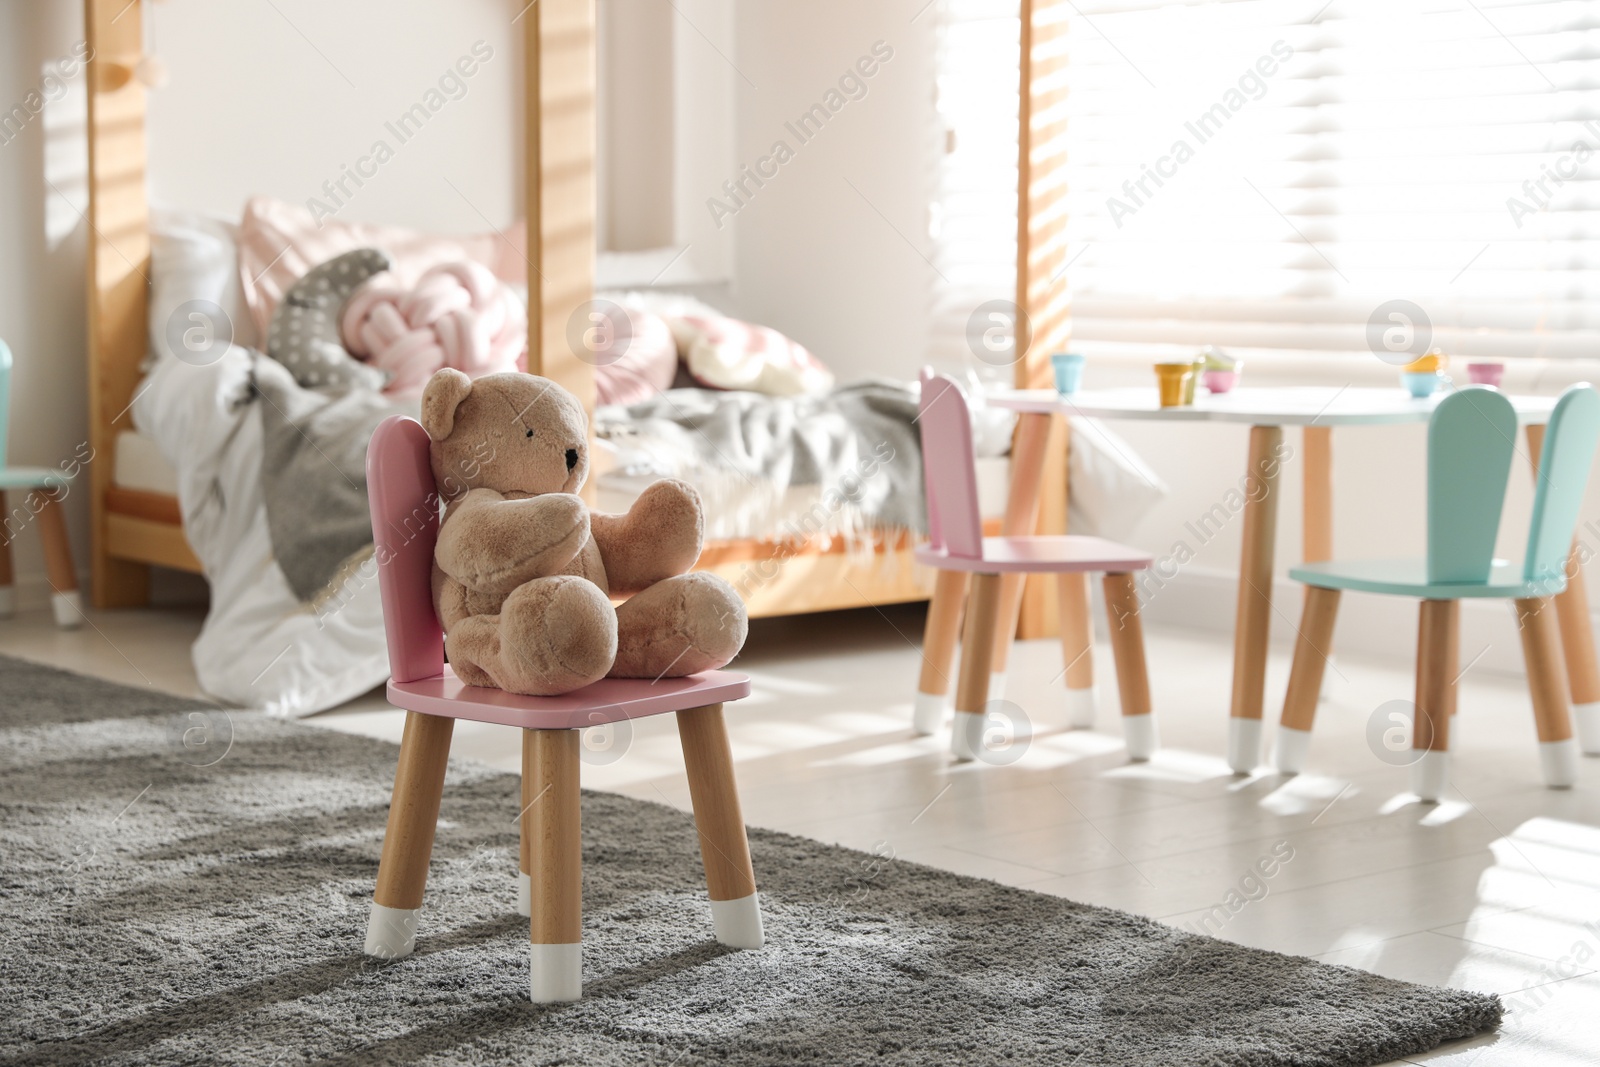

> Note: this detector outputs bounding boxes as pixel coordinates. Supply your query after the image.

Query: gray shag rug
[0,654,1499,1066]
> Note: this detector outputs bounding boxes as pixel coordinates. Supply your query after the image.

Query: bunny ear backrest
[1426,386,1516,586]
[918,371,983,559]
[368,415,444,683]
[1525,384,1600,588]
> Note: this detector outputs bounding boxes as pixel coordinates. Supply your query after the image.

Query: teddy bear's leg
[610,572,747,679]
[443,616,503,689]
[496,576,618,695]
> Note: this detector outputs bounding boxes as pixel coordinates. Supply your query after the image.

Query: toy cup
[1155,362,1193,408]
[1051,353,1086,395]
[1203,368,1240,394]
[1182,356,1205,404]
[1402,370,1442,398]
[1467,361,1505,388]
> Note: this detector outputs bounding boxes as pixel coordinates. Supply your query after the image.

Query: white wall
[147,0,523,232]
[728,0,938,381]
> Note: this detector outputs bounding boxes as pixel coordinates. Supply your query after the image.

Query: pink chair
[915,371,1160,761]
[362,415,763,1003]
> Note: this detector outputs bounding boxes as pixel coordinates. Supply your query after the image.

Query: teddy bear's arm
[435,488,592,599]
[589,478,705,597]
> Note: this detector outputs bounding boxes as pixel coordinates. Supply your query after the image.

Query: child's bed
[81,0,1073,716]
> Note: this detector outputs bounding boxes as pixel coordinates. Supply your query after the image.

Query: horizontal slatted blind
[934,0,1600,366]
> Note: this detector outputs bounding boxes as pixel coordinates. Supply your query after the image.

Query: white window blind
[933,0,1600,365]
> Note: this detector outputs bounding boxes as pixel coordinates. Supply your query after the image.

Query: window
[933,0,1600,365]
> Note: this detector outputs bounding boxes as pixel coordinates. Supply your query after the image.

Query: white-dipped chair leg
[364,902,420,959]
[1572,702,1600,757]
[1540,739,1578,789]
[530,943,582,1003]
[711,892,764,949]
[1228,718,1263,774]
[951,710,983,762]
[1273,727,1312,776]
[1412,750,1449,802]
[912,691,947,736]
[51,590,82,630]
[1121,714,1157,762]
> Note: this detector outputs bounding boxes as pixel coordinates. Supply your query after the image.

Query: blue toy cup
[1052,353,1086,395]
[1402,370,1441,399]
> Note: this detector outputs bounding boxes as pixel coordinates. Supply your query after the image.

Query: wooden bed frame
[81,0,1068,631]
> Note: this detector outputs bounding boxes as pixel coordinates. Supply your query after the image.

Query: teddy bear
[420,367,748,695]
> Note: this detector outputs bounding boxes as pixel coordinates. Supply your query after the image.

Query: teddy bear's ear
[421,368,474,441]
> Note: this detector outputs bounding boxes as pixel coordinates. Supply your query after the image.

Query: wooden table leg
[1413,599,1459,801]
[1228,425,1285,773]
[1302,426,1334,702]
[366,710,454,959]
[1526,423,1600,754]
[913,569,970,735]
[1515,598,1578,788]
[30,489,81,630]
[677,702,763,948]
[954,572,1003,761]
[990,412,1054,702]
[526,728,582,1002]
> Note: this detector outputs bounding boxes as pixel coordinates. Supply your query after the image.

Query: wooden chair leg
[0,493,14,618]
[29,489,81,629]
[1273,586,1340,775]
[677,702,763,949]
[1526,422,1600,754]
[953,572,1003,761]
[1102,572,1156,760]
[1059,571,1097,728]
[1228,425,1284,773]
[914,569,970,735]
[517,755,533,918]
[1413,600,1458,801]
[365,710,454,959]
[1515,597,1578,789]
[526,728,583,1002]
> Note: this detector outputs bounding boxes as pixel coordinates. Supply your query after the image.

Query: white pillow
[146,208,259,370]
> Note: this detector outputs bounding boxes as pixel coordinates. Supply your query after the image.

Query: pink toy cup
[1467,362,1505,388]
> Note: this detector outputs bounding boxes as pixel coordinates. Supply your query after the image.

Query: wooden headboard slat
[85,0,153,608]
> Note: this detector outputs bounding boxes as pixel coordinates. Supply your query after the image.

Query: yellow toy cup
[1155,362,1193,408]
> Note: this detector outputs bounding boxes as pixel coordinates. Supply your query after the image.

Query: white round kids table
[975,385,1592,773]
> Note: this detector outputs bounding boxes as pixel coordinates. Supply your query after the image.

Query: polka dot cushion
[266,248,393,393]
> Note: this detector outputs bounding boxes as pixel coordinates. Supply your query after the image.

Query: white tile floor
[6,599,1600,1065]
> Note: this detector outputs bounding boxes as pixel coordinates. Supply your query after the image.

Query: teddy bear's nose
[565,448,579,472]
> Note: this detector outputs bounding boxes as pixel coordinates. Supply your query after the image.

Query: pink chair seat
[388,668,753,730]
[914,535,1153,574]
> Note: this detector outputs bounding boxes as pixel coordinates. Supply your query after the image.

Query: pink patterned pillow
[592,307,680,407]
[236,196,526,341]
[677,315,834,396]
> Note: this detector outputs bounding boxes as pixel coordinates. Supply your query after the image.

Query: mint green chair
[0,339,82,629]
[1273,384,1600,799]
